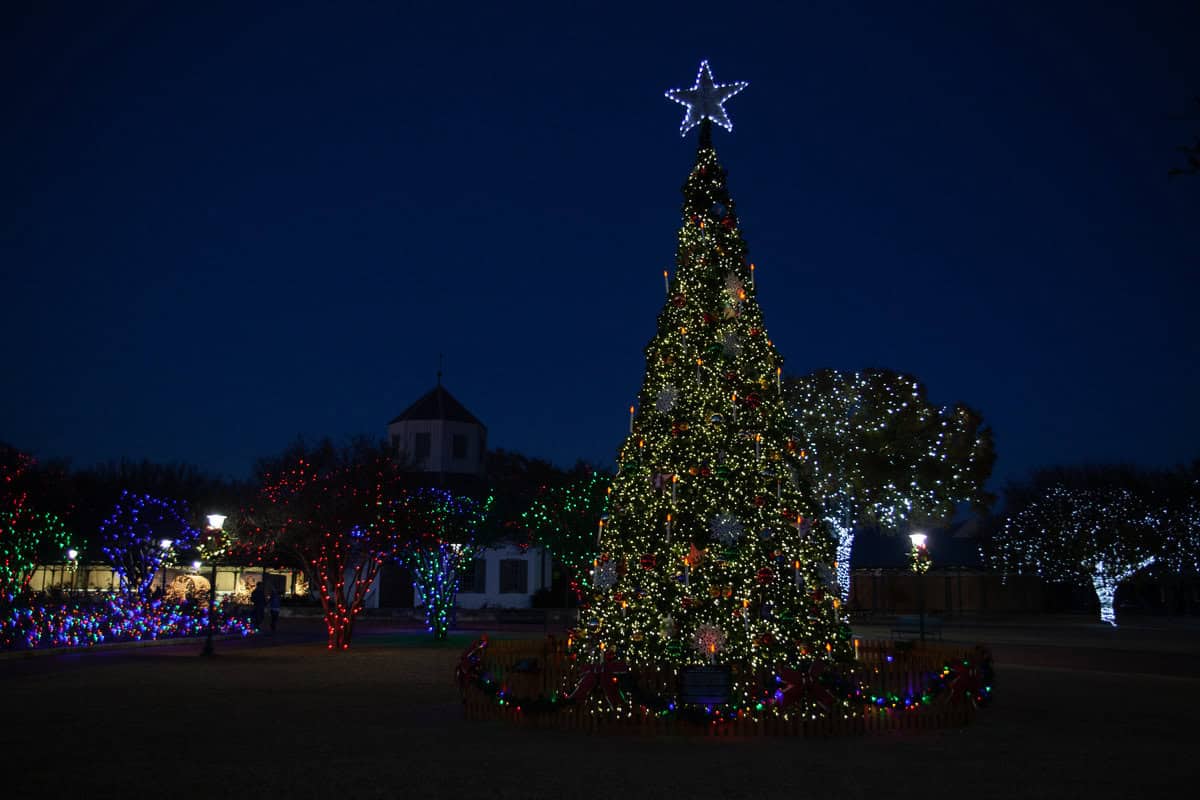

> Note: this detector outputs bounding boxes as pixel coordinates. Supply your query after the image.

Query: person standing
[250,580,266,630]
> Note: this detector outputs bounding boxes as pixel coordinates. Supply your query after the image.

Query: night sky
[3,1,1197,492]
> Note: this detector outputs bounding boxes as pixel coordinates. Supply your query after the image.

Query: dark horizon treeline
[5,436,1199,542]
[1,437,607,559]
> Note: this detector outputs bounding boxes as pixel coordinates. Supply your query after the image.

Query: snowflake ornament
[593,561,618,590]
[656,384,678,413]
[721,331,742,357]
[709,513,745,546]
[692,623,727,657]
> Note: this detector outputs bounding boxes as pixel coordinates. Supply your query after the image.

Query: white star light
[665,60,748,136]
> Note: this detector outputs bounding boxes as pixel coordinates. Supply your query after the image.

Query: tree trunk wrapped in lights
[99,491,198,598]
[786,368,994,602]
[395,489,491,640]
[576,117,854,687]
[1,445,75,602]
[247,439,407,651]
[987,483,1157,626]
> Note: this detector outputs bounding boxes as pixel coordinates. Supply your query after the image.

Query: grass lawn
[2,618,1196,799]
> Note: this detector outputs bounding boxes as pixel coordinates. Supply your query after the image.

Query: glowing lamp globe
[206,513,227,531]
[909,533,928,549]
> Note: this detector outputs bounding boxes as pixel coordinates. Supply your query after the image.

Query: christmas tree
[577,62,853,693]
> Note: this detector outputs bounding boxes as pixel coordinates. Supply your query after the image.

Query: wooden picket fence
[461,637,984,737]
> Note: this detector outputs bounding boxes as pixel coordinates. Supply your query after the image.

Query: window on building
[459,558,487,594]
[390,434,401,453]
[499,559,528,594]
[414,432,431,460]
[452,433,468,460]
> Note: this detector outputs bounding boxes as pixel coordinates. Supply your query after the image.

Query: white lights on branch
[665,60,748,135]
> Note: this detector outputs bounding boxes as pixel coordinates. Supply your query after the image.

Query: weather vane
[665,60,748,136]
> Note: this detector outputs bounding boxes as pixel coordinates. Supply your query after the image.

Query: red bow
[775,661,836,711]
[455,636,488,690]
[565,653,629,707]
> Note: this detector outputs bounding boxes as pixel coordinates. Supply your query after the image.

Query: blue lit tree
[98,491,199,598]
[393,489,491,640]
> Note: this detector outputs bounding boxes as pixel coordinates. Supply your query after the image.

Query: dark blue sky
[3,1,1197,491]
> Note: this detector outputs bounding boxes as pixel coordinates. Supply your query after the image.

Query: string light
[574,91,853,707]
[664,60,748,135]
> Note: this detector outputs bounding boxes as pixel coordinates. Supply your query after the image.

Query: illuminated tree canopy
[787,368,994,600]
[246,438,407,651]
[393,489,491,640]
[986,481,1158,625]
[98,491,198,598]
[524,471,611,593]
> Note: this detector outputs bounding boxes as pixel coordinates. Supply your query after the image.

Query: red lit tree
[245,439,406,651]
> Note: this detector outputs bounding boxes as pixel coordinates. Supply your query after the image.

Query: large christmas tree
[578,62,853,689]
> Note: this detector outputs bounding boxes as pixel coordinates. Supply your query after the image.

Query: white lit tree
[986,484,1156,625]
[787,368,994,601]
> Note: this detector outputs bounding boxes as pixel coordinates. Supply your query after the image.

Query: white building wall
[453,544,552,609]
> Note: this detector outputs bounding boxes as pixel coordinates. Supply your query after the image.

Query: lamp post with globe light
[67,549,79,593]
[158,539,173,596]
[200,514,225,657]
[908,533,931,642]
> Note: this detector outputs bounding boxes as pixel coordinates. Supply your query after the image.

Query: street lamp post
[200,514,225,657]
[67,549,79,594]
[159,539,173,596]
[908,533,931,643]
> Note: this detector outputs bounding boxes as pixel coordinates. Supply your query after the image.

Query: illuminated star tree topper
[665,60,749,136]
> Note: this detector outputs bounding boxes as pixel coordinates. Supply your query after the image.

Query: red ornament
[613,591,625,603]
[700,467,711,477]
[672,294,686,307]
[745,392,762,409]
[749,327,761,336]
[702,312,716,325]
[721,215,736,229]
[756,567,775,585]
[724,371,737,382]
[754,495,766,507]
[639,553,657,570]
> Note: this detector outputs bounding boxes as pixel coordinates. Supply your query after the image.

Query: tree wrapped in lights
[393,489,491,640]
[0,444,74,600]
[787,369,994,601]
[246,439,406,651]
[1,510,73,599]
[98,491,198,598]
[524,471,611,599]
[986,484,1156,625]
[577,77,854,690]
